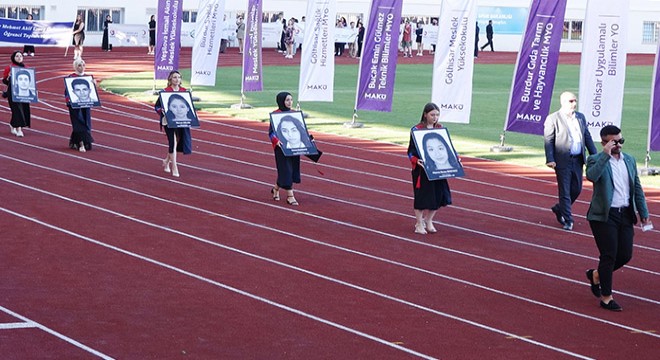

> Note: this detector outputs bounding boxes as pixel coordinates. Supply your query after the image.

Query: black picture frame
[412,127,464,180]
[64,75,101,108]
[269,111,319,157]
[10,66,38,103]
[158,91,200,128]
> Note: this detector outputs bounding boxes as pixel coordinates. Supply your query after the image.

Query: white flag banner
[431,0,477,123]
[578,0,629,139]
[191,0,226,86]
[298,0,337,102]
[108,24,149,47]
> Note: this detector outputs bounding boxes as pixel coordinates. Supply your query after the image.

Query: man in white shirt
[544,91,598,230]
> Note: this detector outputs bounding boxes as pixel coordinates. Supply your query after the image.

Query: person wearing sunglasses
[544,91,598,230]
[584,125,650,312]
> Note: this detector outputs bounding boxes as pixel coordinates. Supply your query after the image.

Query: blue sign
[477,6,529,35]
[0,18,73,45]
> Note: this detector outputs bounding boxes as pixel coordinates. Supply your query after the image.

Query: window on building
[0,6,43,20]
[563,20,583,41]
[642,21,660,44]
[77,8,122,32]
[182,10,197,23]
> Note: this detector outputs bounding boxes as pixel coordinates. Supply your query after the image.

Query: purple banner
[242,0,263,92]
[650,41,660,151]
[504,0,566,135]
[155,0,183,80]
[355,0,402,112]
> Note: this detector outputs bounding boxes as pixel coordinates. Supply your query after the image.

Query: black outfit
[3,56,31,129]
[474,23,479,58]
[102,19,112,51]
[66,73,94,150]
[415,28,423,43]
[407,124,452,210]
[270,92,300,190]
[481,23,494,51]
[149,20,156,47]
[356,26,365,57]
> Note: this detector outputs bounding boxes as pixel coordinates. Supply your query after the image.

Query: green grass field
[101,62,660,188]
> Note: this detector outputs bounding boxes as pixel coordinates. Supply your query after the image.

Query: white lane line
[0,306,113,359]
[0,322,36,329]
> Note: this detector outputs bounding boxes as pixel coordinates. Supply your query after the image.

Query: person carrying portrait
[154,70,192,178]
[584,125,650,312]
[3,51,31,138]
[65,58,94,152]
[407,103,453,235]
[269,91,317,206]
[544,91,597,230]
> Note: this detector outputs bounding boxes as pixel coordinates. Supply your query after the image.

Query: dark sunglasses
[603,138,625,145]
[568,99,577,103]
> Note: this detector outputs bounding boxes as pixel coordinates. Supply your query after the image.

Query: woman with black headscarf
[269,91,303,205]
[3,51,31,137]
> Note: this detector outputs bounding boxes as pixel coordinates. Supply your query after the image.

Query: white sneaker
[9,126,16,135]
[16,128,24,137]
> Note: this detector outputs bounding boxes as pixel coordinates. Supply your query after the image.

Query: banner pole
[344,2,373,129]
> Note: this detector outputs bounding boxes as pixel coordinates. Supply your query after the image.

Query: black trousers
[589,207,634,296]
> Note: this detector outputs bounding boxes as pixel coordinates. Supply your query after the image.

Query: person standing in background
[72,14,85,59]
[236,16,246,54]
[584,125,650,312]
[22,14,36,56]
[356,21,365,58]
[474,21,479,58]
[102,15,112,51]
[148,15,156,55]
[481,20,494,52]
[544,92,597,231]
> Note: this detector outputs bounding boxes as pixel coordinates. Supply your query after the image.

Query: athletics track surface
[0,47,658,359]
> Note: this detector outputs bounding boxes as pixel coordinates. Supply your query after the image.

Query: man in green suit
[584,125,651,312]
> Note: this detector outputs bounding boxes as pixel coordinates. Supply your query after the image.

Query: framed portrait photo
[64,75,101,108]
[158,91,200,128]
[412,127,465,180]
[10,66,38,103]
[269,111,319,157]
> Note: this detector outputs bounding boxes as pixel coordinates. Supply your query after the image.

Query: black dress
[102,19,112,51]
[149,20,156,46]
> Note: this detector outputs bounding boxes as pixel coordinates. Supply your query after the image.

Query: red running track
[0,47,659,359]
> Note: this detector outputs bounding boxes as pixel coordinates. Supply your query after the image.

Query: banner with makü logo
[430,0,477,124]
[298,0,337,102]
[191,0,226,86]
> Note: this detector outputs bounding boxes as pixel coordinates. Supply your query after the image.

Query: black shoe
[600,300,622,312]
[551,206,565,225]
[563,222,573,231]
[585,269,601,298]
